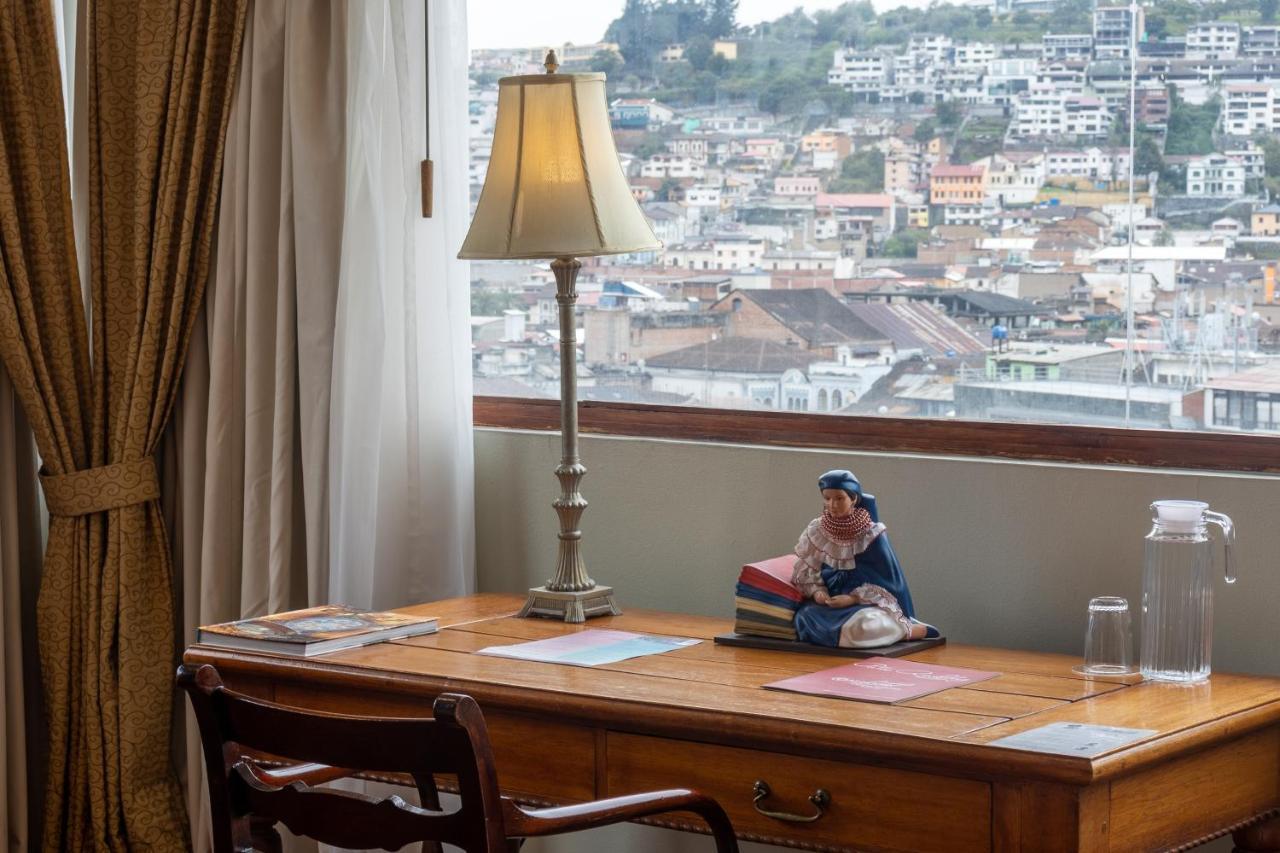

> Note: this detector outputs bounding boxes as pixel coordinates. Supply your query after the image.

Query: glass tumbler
[1078,596,1135,675]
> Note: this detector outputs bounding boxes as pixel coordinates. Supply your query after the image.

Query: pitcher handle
[1204,510,1236,584]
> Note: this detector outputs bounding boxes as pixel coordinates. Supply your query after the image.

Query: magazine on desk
[197,605,438,657]
[764,656,998,704]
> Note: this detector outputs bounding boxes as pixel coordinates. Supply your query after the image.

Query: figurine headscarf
[819,469,880,524]
[818,469,861,499]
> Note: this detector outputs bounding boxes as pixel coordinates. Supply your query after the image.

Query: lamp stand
[518,257,622,623]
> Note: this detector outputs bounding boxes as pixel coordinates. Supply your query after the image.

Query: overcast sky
[469,0,938,51]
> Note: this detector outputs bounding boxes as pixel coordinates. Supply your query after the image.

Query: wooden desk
[184,594,1280,852]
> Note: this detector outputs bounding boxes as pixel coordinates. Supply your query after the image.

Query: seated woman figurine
[792,469,938,648]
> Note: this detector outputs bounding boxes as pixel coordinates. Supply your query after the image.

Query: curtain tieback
[39,458,161,516]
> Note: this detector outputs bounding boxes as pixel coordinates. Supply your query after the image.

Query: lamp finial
[544,49,559,74]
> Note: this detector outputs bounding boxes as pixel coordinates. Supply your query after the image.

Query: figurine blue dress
[791,470,938,648]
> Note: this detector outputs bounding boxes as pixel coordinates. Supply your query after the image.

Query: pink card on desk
[763,656,999,704]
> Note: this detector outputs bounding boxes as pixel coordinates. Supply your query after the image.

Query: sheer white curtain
[174,0,473,850]
[329,0,474,611]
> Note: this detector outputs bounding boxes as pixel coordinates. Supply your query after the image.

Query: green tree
[706,52,729,75]
[684,35,713,70]
[590,49,623,78]
[758,72,807,118]
[829,149,885,193]
[1135,134,1165,181]
[1264,0,1279,23]
[706,0,738,37]
[630,133,669,159]
[881,229,931,258]
[817,84,855,118]
[1261,136,1280,179]
[655,176,682,202]
[1165,93,1221,156]
[1047,0,1092,32]
[471,289,522,316]
[913,118,938,144]
[937,100,964,127]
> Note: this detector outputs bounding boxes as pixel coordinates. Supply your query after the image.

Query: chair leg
[412,772,445,853]
[248,816,282,853]
[506,839,524,852]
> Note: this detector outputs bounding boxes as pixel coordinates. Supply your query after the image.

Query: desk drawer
[606,733,990,853]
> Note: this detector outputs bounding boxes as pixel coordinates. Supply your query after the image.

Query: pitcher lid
[1152,500,1208,532]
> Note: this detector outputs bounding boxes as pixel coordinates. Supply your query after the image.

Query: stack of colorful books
[734,555,802,641]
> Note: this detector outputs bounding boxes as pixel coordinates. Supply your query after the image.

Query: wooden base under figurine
[713,632,946,658]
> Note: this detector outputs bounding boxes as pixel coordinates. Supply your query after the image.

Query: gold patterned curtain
[0,0,247,848]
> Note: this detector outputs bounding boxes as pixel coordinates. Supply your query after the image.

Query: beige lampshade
[458,72,661,260]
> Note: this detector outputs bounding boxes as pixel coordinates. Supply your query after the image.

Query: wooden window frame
[474,396,1280,474]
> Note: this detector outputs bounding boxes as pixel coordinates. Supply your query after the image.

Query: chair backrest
[177,663,509,852]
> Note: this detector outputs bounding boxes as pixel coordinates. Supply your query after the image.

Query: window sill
[474,396,1280,474]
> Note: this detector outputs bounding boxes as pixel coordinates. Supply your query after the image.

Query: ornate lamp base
[519,585,621,624]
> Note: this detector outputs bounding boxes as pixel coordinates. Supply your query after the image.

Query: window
[466,0,1280,472]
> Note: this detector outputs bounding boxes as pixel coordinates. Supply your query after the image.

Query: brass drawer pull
[751,780,830,823]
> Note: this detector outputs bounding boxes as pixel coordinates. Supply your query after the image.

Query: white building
[1041,33,1093,62]
[639,154,704,180]
[954,43,997,68]
[698,114,767,135]
[664,235,765,272]
[665,136,709,164]
[985,58,1040,105]
[1186,22,1241,60]
[1045,146,1131,181]
[682,184,722,210]
[1225,143,1266,180]
[1243,25,1280,58]
[1010,84,1066,137]
[761,248,841,273]
[1062,97,1112,138]
[1094,5,1144,59]
[976,153,1046,205]
[1223,84,1280,136]
[1186,154,1246,197]
[829,48,892,97]
[907,34,953,62]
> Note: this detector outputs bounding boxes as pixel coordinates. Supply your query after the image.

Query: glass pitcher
[1140,500,1236,683]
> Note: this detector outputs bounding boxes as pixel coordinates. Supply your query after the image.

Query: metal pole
[1123,1,1138,425]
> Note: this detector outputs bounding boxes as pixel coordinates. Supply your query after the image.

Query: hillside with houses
[467,0,1280,433]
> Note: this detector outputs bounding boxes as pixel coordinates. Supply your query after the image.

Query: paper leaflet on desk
[763,656,999,704]
[989,722,1157,757]
[476,628,700,667]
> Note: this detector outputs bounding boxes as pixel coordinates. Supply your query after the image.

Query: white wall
[475,428,1278,852]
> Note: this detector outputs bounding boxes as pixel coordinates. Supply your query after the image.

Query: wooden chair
[178,663,739,852]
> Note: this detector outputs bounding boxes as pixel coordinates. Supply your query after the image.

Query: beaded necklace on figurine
[821,507,873,543]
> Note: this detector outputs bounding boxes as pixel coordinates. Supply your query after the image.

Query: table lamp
[459,51,661,622]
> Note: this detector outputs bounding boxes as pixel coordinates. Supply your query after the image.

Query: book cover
[763,656,998,704]
[197,605,438,657]
[734,585,800,613]
[733,596,796,623]
[740,555,803,603]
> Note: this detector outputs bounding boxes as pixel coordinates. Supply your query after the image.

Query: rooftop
[962,379,1186,404]
[991,343,1119,365]
[644,336,816,373]
[815,192,894,208]
[846,302,986,357]
[932,164,985,178]
[1206,365,1280,394]
[724,288,892,348]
